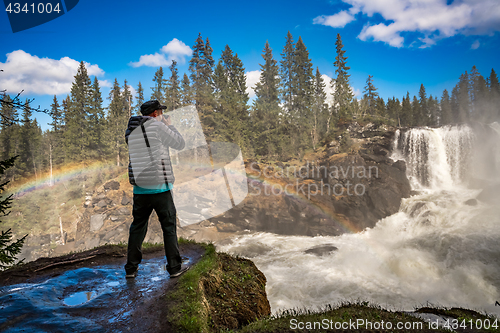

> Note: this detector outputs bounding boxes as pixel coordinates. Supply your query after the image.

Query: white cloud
[99,79,111,88]
[0,50,104,95]
[471,39,480,49]
[313,10,356,28]
[246,70,261,99]
[315,0,500,47]
[130,38,192,68]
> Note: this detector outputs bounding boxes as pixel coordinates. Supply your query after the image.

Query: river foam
[218,124,500,316]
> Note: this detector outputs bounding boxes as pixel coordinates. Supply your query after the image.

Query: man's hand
[160,114,171,126]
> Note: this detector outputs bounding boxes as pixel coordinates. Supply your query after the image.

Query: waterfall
[394,125,475,189]
[219,124,500,316]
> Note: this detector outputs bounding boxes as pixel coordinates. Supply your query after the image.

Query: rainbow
[5,160,118,198]
[246,173,362,234]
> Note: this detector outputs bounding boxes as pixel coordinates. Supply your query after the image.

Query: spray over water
[219,124,500,315]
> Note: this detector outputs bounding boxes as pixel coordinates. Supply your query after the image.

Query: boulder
[90,214,106,232]
[104,181,120,190]
[304,244,338,256]
[464,199,478,206]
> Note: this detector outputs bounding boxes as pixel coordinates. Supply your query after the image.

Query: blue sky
[1,0,500,131]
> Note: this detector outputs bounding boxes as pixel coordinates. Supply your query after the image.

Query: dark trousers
[124,190,181,275]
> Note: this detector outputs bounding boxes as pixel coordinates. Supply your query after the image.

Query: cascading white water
[218,124,500,316]
[395,125,475,189]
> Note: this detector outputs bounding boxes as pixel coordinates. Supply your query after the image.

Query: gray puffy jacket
[125,115,185,186]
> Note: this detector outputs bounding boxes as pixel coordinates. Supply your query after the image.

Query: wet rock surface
[0,244,203,332]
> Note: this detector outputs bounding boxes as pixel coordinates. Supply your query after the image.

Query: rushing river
[218,124,500,316]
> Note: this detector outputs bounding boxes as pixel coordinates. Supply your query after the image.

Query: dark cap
[140,100,167,115]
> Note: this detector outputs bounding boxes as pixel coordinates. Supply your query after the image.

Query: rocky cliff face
[73,122,411,248]
[182,122,411,239]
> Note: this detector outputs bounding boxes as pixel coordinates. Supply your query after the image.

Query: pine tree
[189,34,216,138]
[411,95,420,126]
[468,65,490,121]
[386,97,401,123]
[418,84,428,126]
[293,36,314,151]
[312,67,328,149]
[400,92,412,127]
[374,97,386,117]
[0,96,17,161]
[252,41,282,156]
[134,82,144,116]
[456,72,470,123]
[440,89,452,125]
[18,99,33,175]
[363,75,378,115]
[428,95,438,126]
[122,80,133,119]
[0,155,27,270]
[87,77,106,158]
[107,79,128,166]
[213,45,250,152]
[166,60,181,111]
[488,69,500,119]
[64,61,92,162]
[450,85,460,123]
[332,33,354,122]
[180,74,193,106]
[279,31,296,149]
[151,67,165,103]
[49,95,63,133]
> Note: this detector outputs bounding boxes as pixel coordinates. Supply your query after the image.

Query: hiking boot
[125,269,138,278]
[169,266,190,278]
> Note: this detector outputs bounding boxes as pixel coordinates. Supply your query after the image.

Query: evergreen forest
[1,32,499,184]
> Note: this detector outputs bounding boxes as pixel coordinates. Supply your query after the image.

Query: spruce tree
[64,61,92,162]
[418,84,428,126]
[332,33,353,121]
[450,85,460,123]
[488,69,500,119]
[386,97,401,124]
[363,75,378,115]
[151,67,165,103]
[252,41,282,156]
[18,99,33,175]
[456,72,470,123]
[107,79,128,166]
[134,82,144,115]
[374,97,386,117]
[166,60,181,111]
[180,74,193,106]
[122,80,133,119]
[428,95,438,126]
[293,36,314,152]
[0,155,27,270]
[213,45,249,152]
[189,34,216,138]
[0,96,16,161]
[279,31,296,148]
[400,92,412,127]
[312,67,328,148]
[411,95,420,127]
[49,95,63,133]
[440,89,452,125]
[87,77,106,158]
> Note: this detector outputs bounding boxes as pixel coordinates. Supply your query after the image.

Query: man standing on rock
[124,100,188,279]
